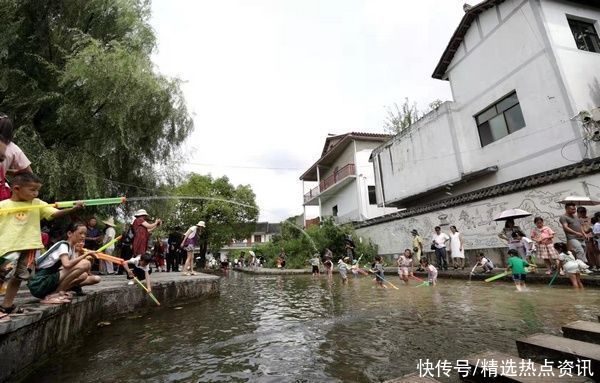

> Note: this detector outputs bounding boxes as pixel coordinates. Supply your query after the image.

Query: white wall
[321,181,359,223]
[372,103,461,204]
[356,172,600,255]
[541,0,600,112]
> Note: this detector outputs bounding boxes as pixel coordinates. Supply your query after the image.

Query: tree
[383,98,419,134]
[383,98,445,134]
[169,173,259,256]
[0,0,192,201]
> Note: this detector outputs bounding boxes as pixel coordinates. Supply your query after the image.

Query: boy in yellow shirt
[0,173,83,319]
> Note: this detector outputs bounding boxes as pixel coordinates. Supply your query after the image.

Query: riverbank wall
[232,266,600,286]
[0,273,219,382]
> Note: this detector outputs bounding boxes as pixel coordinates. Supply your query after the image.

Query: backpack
[122,224,135,246]
[35,240,70,269]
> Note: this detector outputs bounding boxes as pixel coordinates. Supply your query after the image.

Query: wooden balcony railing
[303,163,355,202]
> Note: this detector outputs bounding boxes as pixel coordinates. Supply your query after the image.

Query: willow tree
[0,0,192,200]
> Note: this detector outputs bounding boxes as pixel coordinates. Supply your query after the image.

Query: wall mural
[357,175,600,255]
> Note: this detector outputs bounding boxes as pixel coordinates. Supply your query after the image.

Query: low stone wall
[0,273,219,382]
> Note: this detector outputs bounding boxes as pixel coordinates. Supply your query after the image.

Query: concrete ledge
[232,267,600,286]
[563,321,600,345]
[233,267,312,275]
[0,273,219,382]
[384,372,442,382]
[516,334,600,380]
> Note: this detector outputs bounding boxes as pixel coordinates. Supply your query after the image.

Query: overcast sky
[149,0,467,222]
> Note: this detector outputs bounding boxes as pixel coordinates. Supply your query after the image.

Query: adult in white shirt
[0,115,32,175]
[449,225,465,270]
[432,226,450,271]
[100,217,117,275]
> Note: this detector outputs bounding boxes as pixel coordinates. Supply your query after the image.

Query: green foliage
[168,173,259,253]
[0,0,192,202]
[383,98,445,134]
[254,218,378,269]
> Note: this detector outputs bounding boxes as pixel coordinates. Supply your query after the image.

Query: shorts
[2,251,34,281]
[312,265,319,273]
[512,273,527,282]
[184,244,195,252]
[339,269,347,279]
[220,261,229,268]
[28,268,60,298]
[126,266,147,281]
[398,267,409,276]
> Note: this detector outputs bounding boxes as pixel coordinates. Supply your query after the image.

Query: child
[122,253,153,293]
[0,173,83,319]
[506,249,531,291]
[397,249,413,284]
[420,257,438,286]
[28,223,101,304]
[309,254,321,276]
[371,256,385,287]
[531,217,561,275]
[475,253,494,273]
[554,242,586,289]
[511,231,535,262]
[153,237,166,272]
[337,257,349,284]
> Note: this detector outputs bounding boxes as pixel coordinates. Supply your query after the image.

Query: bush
[253,218,378,268]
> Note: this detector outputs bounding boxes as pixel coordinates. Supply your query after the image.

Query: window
[332,205,338,217]
[368,186,377,205]
[568,18,600,53]
[475,91,526,146]
[254,235,262,243]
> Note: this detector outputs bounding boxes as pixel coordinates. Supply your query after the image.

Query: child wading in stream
[397,249,413,285]
[28,223,101,304]
[420,257,437,286]
[371,256,385,287]
[0,173,84,320]
[506,249,533,292]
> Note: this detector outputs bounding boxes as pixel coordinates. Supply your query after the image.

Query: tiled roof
[355,158,600,228]
[321,132,393,157]
[253,222,281,234]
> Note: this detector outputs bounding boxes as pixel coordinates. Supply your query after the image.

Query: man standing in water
[560,202,587,263]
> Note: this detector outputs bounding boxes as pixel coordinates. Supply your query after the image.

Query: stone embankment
[233,267,600,286]
[0,273,219,382]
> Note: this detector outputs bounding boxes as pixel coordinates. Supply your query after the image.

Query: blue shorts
[512,273,526,282]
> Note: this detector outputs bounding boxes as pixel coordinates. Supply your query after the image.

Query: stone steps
[460,350,591,382]
[563,321,600,345]
[516,333,600,381]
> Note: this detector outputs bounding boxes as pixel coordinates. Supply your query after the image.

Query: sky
[149,0,467,222]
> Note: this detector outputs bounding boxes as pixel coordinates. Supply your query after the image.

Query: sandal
[0,304,32,315]
[0,312,10,322]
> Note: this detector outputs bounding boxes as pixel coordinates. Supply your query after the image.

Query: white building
[300,132,398,226]
[358,0,600,264]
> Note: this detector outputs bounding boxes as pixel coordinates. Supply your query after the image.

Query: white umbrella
[557,196,600,206]
[493,208,532,221]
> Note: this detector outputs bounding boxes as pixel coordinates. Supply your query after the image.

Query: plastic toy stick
[133,277,160,306]
[54,197,126,208]
[364,266,399,290]
[414,281,429,287]
[93,252,124,265]
[548,270,559,287]
[484,271,508,282]
[409,274,424,282]
[0,197,126,215]
[96,235,122,253]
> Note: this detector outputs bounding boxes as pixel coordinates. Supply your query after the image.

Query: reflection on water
[23,273,600,383]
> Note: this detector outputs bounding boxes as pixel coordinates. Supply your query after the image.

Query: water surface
[24,273,600,382]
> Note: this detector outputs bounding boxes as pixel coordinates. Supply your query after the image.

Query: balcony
[303,163,356,205]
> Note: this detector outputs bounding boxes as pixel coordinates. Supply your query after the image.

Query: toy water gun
[0,197,126,215]
[84,236,123,263]
[133,277,160,306]
[484,271,508,282]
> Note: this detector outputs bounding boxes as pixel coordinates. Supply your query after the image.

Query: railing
[303,163,355,202]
